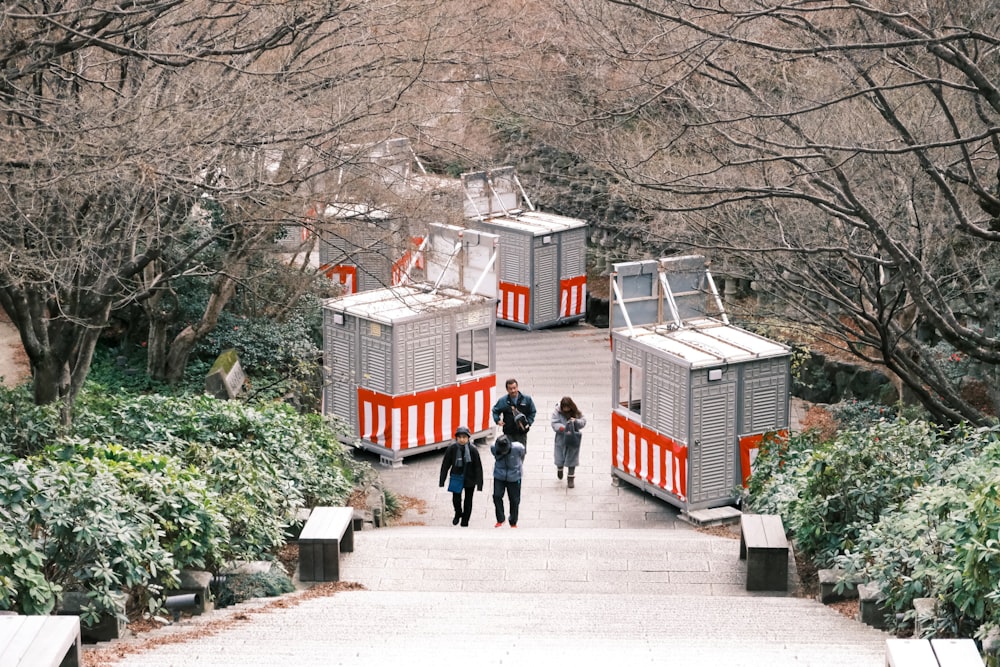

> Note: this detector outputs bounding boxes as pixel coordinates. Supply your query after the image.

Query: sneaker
[494,522,503,528]
[510,524,517,528]
[452,515,461,526]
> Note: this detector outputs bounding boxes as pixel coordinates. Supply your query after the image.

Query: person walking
[551,396,587,488]
[491,434,525,528]
[438,426,483,527]
[491,378,536,450]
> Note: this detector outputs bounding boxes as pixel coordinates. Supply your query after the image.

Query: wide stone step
[109,590,889,667]
[339,525,787,595]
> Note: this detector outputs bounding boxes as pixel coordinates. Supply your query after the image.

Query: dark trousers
[504,429,528,455]
[505,430,527,445]
[493,479,521,526]
[451,487,476,526]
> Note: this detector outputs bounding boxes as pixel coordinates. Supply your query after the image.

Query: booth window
[456,328,490,376]
[618,362,643,414]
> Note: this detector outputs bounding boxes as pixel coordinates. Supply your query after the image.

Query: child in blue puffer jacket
[490,434,525,528]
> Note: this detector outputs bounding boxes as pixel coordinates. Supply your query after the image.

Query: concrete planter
[57,591,127,641]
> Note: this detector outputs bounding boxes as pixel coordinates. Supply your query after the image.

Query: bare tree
[493,0,1000,424]
[0,1,450,417]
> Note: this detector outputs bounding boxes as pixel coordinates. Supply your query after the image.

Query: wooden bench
[886,638,985,667]
[0,615,81,667]
[298,506,356,582]
[739,513,789,591]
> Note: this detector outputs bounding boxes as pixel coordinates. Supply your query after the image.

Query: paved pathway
[98,324,890,667]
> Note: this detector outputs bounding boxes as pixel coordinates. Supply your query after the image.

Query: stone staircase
[105,526,890,667]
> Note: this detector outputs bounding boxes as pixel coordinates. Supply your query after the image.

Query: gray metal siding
[318,219,402,290]
[644,355,688,442]
[615,338,644,368]
[397,315,449,392]
[359,321,391,393]
[533,242,558,324]
[560,228,587,278]
[742,359,790,432]
[690,379,736,505]
[323,314,357,430]
[355,252,392,291]
[499,231,530,285]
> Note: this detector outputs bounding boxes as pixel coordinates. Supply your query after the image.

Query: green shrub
[0,386,61,458]
[213,562,294,608]
[742,430,814,520]
[1,388,368,619]
[828,398,896,432]
[837,428,1000,637]
[55,442,230,572]
[789,420,970,567]
[23,455,179,624]
[0,458,61,614]
[69,393,360,560]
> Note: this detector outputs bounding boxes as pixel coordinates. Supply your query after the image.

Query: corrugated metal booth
[609,255,791,512]
[316,203,423,295]
[461,167,588,330]
[322,223,498,466]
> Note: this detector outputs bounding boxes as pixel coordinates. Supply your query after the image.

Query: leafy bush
[837,428,1000,637]
[0,388,368,619]
[55,443,230,572]
[0,458,61,614]
[828,398,896,432]
[742,430,814,520]
[791,420,973,567]
[69,393,359,559]
[747,410,1000,639]
[0,386,61,458]
[9,455,179,624]
[213,563,294,608]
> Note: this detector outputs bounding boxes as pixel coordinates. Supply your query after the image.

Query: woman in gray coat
[551,396,586,488]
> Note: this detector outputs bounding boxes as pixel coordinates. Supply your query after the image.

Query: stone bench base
[298,506,355,582]
[739,513,789,592]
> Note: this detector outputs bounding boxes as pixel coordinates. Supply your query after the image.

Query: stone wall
[793,351,899,406]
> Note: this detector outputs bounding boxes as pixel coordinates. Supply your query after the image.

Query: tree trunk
[32,355,67,407]
[162,265,243,383]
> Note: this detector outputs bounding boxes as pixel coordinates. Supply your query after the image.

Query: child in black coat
[439,426,484,526]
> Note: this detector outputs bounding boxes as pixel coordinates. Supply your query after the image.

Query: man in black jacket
[491,378,537,448]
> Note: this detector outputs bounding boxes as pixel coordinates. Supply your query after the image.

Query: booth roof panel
[617,318,790,368]
[482,210,588,235]
[322,285,492,323]
[322,202,391,220]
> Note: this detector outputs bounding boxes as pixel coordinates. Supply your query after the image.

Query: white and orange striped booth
[461,167,589,330]
[322,224,500,466]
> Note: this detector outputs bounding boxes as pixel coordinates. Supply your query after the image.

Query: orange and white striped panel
[391,252,410,286]
[497,282,530,325]
[357,374,496,453]
[738,430,788,487]
[560,275,587,318]
[320,264,357,294]
[612,411,688,501]
[391,237,425,285]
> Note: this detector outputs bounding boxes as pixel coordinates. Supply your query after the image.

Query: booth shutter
[743,360,790,432]
[690,382,736,504]
[325,326,355,426]
[534,243,558,323]
[360,331,391,393]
